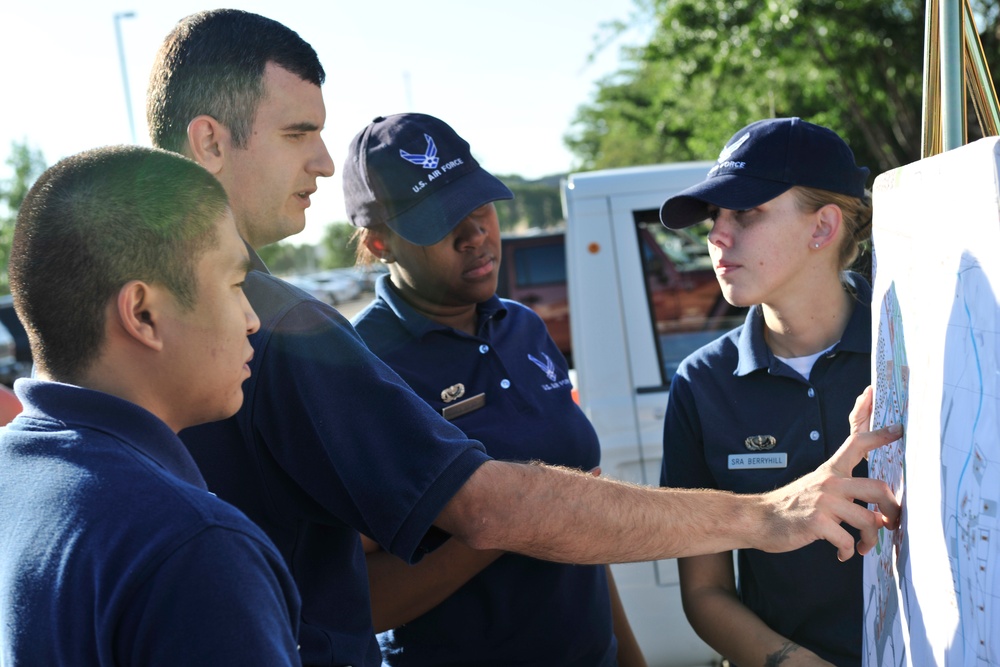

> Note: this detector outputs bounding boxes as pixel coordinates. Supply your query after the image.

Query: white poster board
[866,137,1000,666]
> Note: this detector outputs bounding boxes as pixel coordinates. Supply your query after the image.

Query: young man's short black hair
[10,145,229,382]
[147,9,325,154]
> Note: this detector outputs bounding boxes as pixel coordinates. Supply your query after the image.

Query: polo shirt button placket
[479,344,489,354]
[500,379,511,389]
[806,388,819,441]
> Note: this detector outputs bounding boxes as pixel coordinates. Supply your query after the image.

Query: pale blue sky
[1,0,643,243]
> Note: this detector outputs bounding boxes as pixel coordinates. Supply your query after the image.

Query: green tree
[320,222,359,269]
[567,0,938,175]
[0,141,46,293]
[257,241,321,275]
[494,175,565,232]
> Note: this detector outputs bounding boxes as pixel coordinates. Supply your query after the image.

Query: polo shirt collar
[734,306,771,376]
[246,243,270,275]
[373,273,507,339]
[734,272,872,377]
[13,378,209,490]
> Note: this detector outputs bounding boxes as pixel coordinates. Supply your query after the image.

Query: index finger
[829,422,903,476]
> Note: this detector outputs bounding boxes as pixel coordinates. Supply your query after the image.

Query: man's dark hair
[147,9,325,154]
[10,145,229,382]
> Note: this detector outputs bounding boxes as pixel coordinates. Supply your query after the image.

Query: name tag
[442,393,486,421]
[728,453,788,469]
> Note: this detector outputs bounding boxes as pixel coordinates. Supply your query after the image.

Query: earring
[813,243,820,249]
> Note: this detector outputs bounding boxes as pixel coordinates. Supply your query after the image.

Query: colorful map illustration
[865,281,911,667]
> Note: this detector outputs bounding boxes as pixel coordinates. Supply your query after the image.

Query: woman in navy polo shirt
[658,118,873,667]
[344,113,645,667]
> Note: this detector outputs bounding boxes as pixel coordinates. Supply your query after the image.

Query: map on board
[865,137,1000,666]
[865,282,911,666]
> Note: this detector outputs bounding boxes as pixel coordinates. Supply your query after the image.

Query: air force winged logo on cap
[718,132,750,162]
[399,134,440,169]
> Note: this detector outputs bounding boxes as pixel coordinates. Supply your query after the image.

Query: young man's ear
[114,281,166,352]
[186,115,229,175]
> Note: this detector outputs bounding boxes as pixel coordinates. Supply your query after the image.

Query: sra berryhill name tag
[728,453,788,469]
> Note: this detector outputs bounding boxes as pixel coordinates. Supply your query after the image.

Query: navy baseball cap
[343,113,513,246]
[660,117,870,229]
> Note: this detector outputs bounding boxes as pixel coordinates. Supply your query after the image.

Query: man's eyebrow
[282,122,321,132]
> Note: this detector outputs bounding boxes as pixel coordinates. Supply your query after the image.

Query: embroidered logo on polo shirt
[441,383,465,403]
[528,352,558,382]
[399,134,440,169]
[744,434,777,451]
[527,352,572,392]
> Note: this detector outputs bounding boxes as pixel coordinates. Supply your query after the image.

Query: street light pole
[114,11,136,144]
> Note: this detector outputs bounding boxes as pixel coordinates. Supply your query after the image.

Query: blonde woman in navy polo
[347,114,646,667]
[659,118,874,667]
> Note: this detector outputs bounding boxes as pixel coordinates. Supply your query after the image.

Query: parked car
[347,263,389,292]
[282,275,338,306]
[309,269,363,304]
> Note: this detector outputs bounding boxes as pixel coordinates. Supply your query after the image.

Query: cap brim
[387,168,514,245]
[659,174,793,229]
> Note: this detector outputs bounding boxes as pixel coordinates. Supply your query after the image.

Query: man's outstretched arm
[436,389,900,564]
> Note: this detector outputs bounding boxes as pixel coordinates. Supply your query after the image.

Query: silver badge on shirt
[744,434,777,451]
[441,383,465,403]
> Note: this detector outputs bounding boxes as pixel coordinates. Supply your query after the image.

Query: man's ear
[186,115,229,175]
[811,203,843,250]
[115,281,166,352]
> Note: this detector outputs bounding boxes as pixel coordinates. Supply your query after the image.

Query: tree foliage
[0,141,46,293]
[566,0,975,175]
[494,175,565,232]
[257,223,362,276]
[320,223,360,268]
[256,241,321,275]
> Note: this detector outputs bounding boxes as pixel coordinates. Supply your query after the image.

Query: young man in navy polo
[148,11,903,667]
[0,146,302,665]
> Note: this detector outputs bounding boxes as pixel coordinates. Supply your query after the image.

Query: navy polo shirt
[352,275,615,667]
[0,380,302,666]
[661,275,871,667]
[180,249,492,667]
